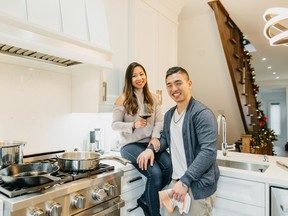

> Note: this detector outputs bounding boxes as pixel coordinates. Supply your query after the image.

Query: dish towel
[159,189,191,214]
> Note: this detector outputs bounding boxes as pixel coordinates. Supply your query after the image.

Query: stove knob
[72,193,86,209]
[103,183,115,196]
[30,208,45,216]
[92,187,107,201]
[46,201,62,216]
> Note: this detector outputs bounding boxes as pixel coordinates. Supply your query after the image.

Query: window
[270,102,281,135]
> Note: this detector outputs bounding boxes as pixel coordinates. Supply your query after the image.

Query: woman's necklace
[173,109,186,124]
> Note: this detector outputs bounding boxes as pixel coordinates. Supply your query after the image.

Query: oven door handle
[74,197,125,216]
[93,198,125,216]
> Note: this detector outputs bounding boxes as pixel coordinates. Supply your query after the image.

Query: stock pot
[0,140,26,169]
[56,151,130,171]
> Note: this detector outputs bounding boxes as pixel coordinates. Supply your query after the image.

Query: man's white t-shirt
[170,109,187,180]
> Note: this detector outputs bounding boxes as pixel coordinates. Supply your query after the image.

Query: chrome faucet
[217,114,235,156]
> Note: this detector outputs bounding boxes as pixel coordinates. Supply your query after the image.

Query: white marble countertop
[103,150,288,187]
[216,150,288,187]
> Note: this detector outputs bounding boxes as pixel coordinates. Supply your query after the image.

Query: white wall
[0,62,119,155]
[178,10,245,146]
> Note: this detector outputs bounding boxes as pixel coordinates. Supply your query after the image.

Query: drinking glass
[139,102,152,119]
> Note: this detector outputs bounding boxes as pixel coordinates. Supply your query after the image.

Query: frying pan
[0,163,60,187]
[56,151,130,172]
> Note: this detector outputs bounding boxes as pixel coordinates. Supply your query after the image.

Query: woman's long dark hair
[123,62,154,116]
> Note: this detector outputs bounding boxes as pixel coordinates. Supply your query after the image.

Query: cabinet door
[129,1,178,111]
[212,197,265,216]
[129,0,158,89]
[26,0,61,31]
[60,0,88,40]
[121,186,145,216]
[157,14,177,111]
[86,0,110,48]
[0,0,26,19]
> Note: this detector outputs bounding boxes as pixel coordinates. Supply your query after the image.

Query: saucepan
[56,151,131,172]
[0,163,60,187]
[0,140,26,169]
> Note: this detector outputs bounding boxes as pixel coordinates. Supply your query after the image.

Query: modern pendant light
[263,7,288,46]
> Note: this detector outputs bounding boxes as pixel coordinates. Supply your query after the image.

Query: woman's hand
[148,137,160,152]
[134,118,147,129]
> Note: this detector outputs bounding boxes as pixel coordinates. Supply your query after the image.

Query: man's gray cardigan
[160,97,220,200]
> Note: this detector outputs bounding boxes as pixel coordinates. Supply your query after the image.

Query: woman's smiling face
[132,66,147,90]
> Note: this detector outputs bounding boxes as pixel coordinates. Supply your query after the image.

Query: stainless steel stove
[0,151,125,216]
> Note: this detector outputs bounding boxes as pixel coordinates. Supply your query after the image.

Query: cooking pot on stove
[0,140,26,169]
[56,151,131,172]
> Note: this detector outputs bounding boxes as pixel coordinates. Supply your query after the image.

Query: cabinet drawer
[217,176,265,207]
[212,197,264,216]
[121,186,145,216]
[122,169,146,193]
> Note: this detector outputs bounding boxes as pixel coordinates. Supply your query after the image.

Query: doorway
[258,88,287,147]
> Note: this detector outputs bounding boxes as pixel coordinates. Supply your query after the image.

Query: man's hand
[136,148,154,170]
[148,137,160,152]
[169,180,189,202]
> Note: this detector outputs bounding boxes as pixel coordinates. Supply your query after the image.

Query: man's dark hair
[166,66,190,80]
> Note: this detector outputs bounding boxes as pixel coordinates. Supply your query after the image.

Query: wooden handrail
[208,0,261,134]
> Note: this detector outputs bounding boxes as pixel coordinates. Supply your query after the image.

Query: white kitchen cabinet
[121,168,146,216]
[129,0,178,111]
[86,0,110,49]
[59,0,88,41]
[26,0,62,32]
[157,13,177,111]
[0,0,27,19]
[213,197,265,216]
[212,176,265,216]
[129,0,158,88]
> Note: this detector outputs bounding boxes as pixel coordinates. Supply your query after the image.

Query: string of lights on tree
[243,45,277,150]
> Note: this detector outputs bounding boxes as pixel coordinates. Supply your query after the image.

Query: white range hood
[0,14,113,69]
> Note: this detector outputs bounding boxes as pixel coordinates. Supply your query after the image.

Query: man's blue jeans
[121,142,172,216]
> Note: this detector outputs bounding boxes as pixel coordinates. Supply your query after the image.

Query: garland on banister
[242,35,278,150]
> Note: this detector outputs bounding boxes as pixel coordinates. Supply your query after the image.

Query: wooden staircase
[208,0,276,155]
[208,0,261,134]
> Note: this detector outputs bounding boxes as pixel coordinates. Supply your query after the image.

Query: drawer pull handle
[127,205,140,212]
[280,203,288,212]
[128,176,142,183]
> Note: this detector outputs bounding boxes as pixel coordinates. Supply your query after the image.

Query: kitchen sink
[217,159,269,173]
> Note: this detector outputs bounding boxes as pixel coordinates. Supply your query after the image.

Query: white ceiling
[180,0,288,88]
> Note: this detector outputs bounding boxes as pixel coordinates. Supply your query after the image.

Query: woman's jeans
[121,142,172,216]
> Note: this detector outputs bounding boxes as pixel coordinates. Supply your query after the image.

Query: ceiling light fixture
[263,7,288,46]
[268,66,272,69]
[262,57,266,61]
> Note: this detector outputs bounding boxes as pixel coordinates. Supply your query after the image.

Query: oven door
[74,196,125,216]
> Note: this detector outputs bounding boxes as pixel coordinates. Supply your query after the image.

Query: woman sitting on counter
[112,62,172,216]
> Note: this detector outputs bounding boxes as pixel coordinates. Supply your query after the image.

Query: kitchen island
[106,150,288,216]
[215,150,288,216]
